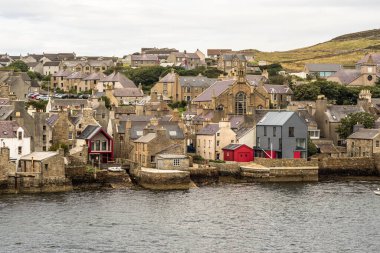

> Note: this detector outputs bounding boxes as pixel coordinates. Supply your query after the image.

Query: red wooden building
[222,144,254,162]
[78,125,114,163]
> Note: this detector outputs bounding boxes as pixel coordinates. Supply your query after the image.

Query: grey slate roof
[100,72,136,88]
[134,133,157,143]
[235,127,253,139]
[83,72,106,81]
[53,70,72,77]
[222,144,247,150]
[357,53,380,65]
[0,121,24,138]
[257,111,296,126]
[131,54,158,61]
[347,129,380,140]
[328,69,361,85]
[246,75,267,86]
[46,114,59,126]
[113,88,143,97]
[0,105,14,120]
[43,61,60,67]
[159,72,176,83]
[179,76,216,88]
[66,71,88,79]
[197,123,220,135]
[263,84,293,94]
[326,105,364,122]
[193,79,234,102]
[305,63,342,72]
[78,125,100,139]
[221,54,247,61]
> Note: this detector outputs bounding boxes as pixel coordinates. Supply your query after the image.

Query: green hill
[250,29,380,71]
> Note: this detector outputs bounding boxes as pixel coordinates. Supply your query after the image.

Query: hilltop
[250,29,380,71]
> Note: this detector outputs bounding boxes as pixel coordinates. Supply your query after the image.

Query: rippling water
[0,181,380,252]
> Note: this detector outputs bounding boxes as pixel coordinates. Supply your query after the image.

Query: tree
[100,96,112,109]
[336,112,375,139]
[8,60,29,72]
[293,83,321,101]
[307,138,318,157]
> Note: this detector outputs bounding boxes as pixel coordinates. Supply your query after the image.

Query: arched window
[216,104,224,111]
[235,92,246,115]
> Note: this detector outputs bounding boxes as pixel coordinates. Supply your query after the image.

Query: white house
[0,121,31,163]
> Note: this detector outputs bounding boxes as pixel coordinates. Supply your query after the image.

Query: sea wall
[318,157,379,176]
[133,168,191,190]
[254,158,318,167]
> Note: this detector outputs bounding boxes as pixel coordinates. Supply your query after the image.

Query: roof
[222,144,250,151]
[197,123,220,135]
[157,154,187,159]
[26,62,40,67]
[347,129,380,140]
[246,75,267,86]
[43,61,60,67]
[0,121,26,138]
[20,152,58,161]
[221,54,247,61]
[235,127,253,139]
[31,79,40,87]
[193,79,234,102]
[134,132,157,143]
[316,143,339,154]
[328,69,361,85]
[207,49,232,56]
[305,63,342,72]
[83,72,106,80]
[357,53,380,65]
[52,70,72,77]
[100,72,136,88]
[263,84,293,94]
[159,72,176,83]
[113,88,143,97]
[179,76,216,88]
[257,111,296,126]
[0,105,14,120]
[46,114,59,126]
[131,54,158,61]
[326,105,364,122]
[66,71,88,79]
[78,125,101,139]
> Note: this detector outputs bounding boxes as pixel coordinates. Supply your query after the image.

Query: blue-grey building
[255,111,308,159]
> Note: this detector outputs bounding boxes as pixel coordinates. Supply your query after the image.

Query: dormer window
[18,131,22,140]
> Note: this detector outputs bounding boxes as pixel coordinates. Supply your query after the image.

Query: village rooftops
[43,61,60,67]
[113,88,143,97]
[257,111,297,126]
[207,49,232,56]
[83,72,106,81]
[347,128,380,140]
[52,70,72,77]
[0,121,29,138]
[193,79,234,102]
[134,132,157,143]
[158,72,176,83]
[100,72,136,88]
[179,76,216,87]
[197,123,220,135]
[245,75,267,86]
[78,125,103,140]
[131,54,158,61]
[326,105,364,122]
[66,71,88,79]
[20,152,58,161]
[328,69,362,85]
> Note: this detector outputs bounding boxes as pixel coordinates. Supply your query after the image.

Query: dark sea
[0,181,379,252]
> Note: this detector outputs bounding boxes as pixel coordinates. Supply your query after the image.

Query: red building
[78,125,114,163]
[222,144,254,162]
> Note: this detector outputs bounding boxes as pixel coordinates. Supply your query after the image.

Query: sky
[0,0,379,56]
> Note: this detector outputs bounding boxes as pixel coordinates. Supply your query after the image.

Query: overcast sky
[0,0,379,56]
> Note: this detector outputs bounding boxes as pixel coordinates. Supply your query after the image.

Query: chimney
[156,126,167,139]
[353,123,364,133]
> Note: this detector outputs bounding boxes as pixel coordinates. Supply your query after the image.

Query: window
[217,140,220,146]
[217,133,220,137]
[279,138,282,150]
[68,132,73,139]
[235,92,246,115]
[91,141,95,151]
[102,113,105,119]
[273,127,276,137]
[44,164,48,171]
[18,131,22,140]
[376,140,380,148]
[43,125,46,131]
[268,138,271,149]
[296,138,306,149]
[95,140,100,151]
[18,146,22,155]
[43,135,46,142]
[79,124,82,129]
[256,137,261,147]
[43,146,46,151]
[102,141,107,151]
[173,159,180,166]
[151,156,155,163]
[289,127,294,137]
[264,126,267,136]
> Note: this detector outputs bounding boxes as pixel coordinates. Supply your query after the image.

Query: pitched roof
[246,75,267,86]
[305,63,342,72]
[52,70,72,77]
[357,53,380,65]
[193,79,234,102]
[66,71,88,79]
[78,125,101,139]
[179,76,216,88]
[328,69,361,85]
[43,61,60,67]
[0,121,24,138]
[326,105,364,122]
[83,72,106,80]
[0,105,14,120]
[197,123,220,135]
[263,84,293,94]
[26,62,40,67]
[134,132,157,143]
[20,152,58,161]
[100,72,136,88]
[222,144,250,150]
[257,111,296,126]
[46,113,59,126]
[347,129,380,140]
[158,72,176,83]
[221,54,247,61]
[131,54,158,61]
[113,88,143,97]
[207,49,232,56]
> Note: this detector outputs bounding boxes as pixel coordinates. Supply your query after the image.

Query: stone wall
[254,158,318,167]
[318,157,378,176]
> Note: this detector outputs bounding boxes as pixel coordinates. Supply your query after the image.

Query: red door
[294,151,301,159]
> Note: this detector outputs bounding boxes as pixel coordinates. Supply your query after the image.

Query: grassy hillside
[250,29,380,71]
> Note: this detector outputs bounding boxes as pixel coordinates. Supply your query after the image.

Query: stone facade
[156,154,189,170]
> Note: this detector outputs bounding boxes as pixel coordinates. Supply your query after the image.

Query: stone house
[156,154,189,170]
[346,128,380,157]
[26,62,44,75]
[150,70,180,101]
[263,84,293,109]
[196,120,237,160]
[66,72,88,92]
[315,95,364,145]
[51,70,72,91]
[19,150,66,179]
[0,147,15,180]
[0,121,31,162]
[0,71,31,100]
[166,51,202,70]
[43,61,60,76]
[96,72,137,93]
[133,121,185,168]
[130,54,159,67]
[255,111,308,159]
[217,54,247,74]
[327,54,379,86]
[60,59,114,74]
[207,49,233,60]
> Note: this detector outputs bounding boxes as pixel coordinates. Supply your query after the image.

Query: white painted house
[0,121,31,162]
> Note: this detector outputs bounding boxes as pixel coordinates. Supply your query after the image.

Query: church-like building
[192,66,270,117]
